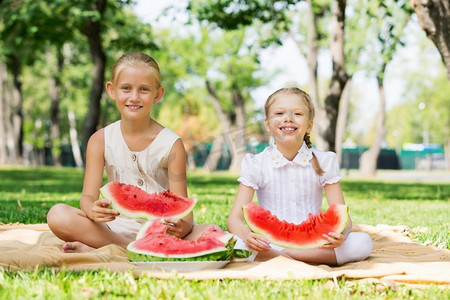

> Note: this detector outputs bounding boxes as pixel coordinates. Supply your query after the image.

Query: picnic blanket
[1,223,449,286]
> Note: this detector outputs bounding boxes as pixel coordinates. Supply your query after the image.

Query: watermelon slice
[135,218,170,240]
[243,202,349,249]
[127,221,236,262]
[100,182,197,220]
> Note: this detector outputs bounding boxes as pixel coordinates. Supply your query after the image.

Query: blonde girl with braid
[227,87,372,265]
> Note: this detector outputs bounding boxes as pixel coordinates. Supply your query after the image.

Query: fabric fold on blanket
[0,223,449,285]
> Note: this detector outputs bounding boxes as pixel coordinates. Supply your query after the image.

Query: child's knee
[47,204,72,229]
[334,232,373,265]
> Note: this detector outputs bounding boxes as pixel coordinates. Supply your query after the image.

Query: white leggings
[333,232,373,265]
[235,232,373,265]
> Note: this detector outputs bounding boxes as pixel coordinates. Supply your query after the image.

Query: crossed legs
[47,203,133,252]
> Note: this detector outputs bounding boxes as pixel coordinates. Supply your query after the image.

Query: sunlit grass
[0,167,449,298]
[0,167,448,246]
[0,268,448,299]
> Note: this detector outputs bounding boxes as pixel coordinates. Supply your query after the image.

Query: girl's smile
[279,123,298,134]
[126,105,143,111]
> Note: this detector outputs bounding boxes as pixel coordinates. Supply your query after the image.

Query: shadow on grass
[188,172,449,201]
[0,200,78,224]
[341,180,449,201]
[0,168,84,193]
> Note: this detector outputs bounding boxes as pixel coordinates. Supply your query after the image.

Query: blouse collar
[270,142,313,168]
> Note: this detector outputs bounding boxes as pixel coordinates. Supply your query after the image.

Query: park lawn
[0,167,449,299]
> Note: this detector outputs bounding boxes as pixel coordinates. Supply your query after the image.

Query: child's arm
[164,138,193,238]
[227,184,271,252]
[321,182,353,248]
[80,130,119,222]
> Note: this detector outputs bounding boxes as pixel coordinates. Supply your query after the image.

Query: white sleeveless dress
[103,120,180,239]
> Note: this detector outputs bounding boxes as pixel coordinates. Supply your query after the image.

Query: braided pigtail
[304,133,324,176]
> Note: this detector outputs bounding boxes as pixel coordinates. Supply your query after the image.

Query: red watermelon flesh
[243,202,349,249]
[127,221,235,261]
[135,219,170,240]
[100,182,197,220]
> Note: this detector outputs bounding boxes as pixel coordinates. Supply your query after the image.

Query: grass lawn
[0,167,449,299]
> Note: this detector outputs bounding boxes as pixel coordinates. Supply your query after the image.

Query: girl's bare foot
[62,241,95,253]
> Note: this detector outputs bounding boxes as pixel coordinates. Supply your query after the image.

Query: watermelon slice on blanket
[100,182,197,220]
[243,202,349,249]
[127,220,236,262]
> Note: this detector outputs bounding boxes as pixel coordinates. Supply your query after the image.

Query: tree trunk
[9,55,23,163]
[81,0,107,159]
[2,69,17,164]
[411,0,450,79]
[320,0,349,152]
[359,71,386,177]
[296,0,348,151]
[0,62,7,164]
[186,152,197,171]
[68,110,84,168]
[228,83,247,172]
[305,0,328,150]
[445,138,450,171]
[203,135,225,172]
[335,77,352,165]
[47,48,64,166]
[203,80,233,172]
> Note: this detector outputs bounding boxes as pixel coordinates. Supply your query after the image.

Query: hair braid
[304,134,324,176]
[304,133,312,148]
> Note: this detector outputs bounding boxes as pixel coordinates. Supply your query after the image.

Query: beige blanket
[1,223,449,285]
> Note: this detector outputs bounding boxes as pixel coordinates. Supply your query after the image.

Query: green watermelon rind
[100,183,197,220]
[232,248,253,259]
[127,249,231,262]
[127,239,237,262]
[243,204,349,250]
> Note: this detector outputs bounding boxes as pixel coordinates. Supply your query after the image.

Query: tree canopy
[0,0,448,171]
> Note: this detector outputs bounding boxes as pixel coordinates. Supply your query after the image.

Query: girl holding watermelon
[47,53,203,252]
[227,87,373,265]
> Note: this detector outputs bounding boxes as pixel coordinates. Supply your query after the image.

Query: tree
[411,0,450,79]
[0,62,8,164]
[76,0,107,158]
[386,65,450,170]
[153,26,263,171]
[358,0,411,177]
[0,0,155,166]
[0,0,72,163]
[189,0,349,152]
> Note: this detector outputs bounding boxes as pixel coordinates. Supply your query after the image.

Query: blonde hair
[264,87,324,176]
[110,52,161,87]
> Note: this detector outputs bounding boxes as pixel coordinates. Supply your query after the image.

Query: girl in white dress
[47,53,206,252]
[227,87,373,265]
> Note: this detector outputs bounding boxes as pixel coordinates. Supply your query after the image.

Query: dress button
[131,154,137,161]
[137,179,143,186]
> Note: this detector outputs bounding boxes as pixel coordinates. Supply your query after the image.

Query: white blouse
[238,143,341,224]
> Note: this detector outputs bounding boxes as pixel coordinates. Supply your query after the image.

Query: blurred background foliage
[0,0,448,173]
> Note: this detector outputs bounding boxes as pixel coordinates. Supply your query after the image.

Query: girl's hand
[164,218,192,238]
[91,199,119,223]
[245,232,271,252]
[320,232,345,249]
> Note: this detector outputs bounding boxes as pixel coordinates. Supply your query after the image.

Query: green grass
[0,167,449,299]
[1,268,448,299]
